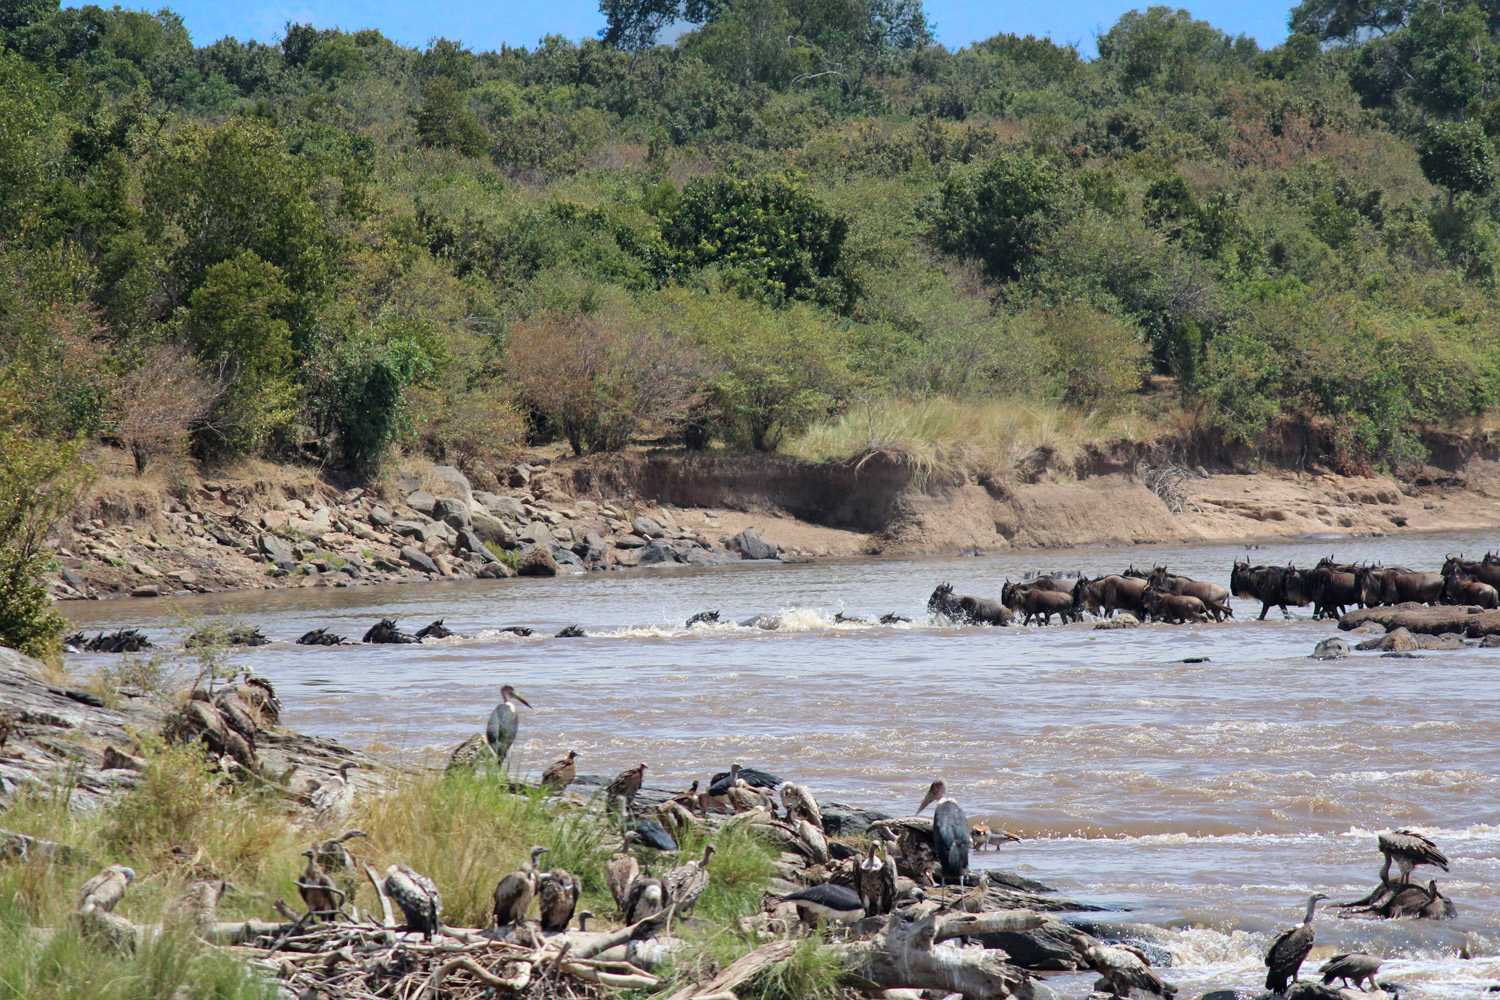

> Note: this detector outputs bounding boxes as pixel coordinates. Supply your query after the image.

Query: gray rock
[507,464,531,488]
[1418,632,1465,650]
[518,521,552,545]
[477,561,516,579]
[632,515,665,538]
[613,546,643,567]
[614,533,648,549]
[1312,637,1350,660]
[1357,627,1419,653]
[1482,634,1500,648]
[433,496,471,529]
[551,546,585,571]
[400,545,438,575]
[369,506,394,527]
[456,528,495,561]
[470,510,517,549]
[257,533,295,567]
[639,540,681,565]
[429,465,473,504]
[517,546,559,577]
[729,528,779,561]
[683,547,730,566]
[471,490,505,510]
[482,495,526,521]
[1093,615,1139,630]
[392,520,429,540]
[405,491,437,515]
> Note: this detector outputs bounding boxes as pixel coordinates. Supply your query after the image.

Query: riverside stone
[400,545,438,575]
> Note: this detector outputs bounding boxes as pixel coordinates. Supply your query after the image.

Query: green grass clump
[745,936,850,1000]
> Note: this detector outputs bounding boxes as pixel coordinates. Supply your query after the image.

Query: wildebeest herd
[929,550,1500,626]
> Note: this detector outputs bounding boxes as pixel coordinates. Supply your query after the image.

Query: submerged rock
[1312,637,1350,660]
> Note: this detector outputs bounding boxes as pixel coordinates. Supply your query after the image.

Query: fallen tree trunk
[838,905,1045,1000]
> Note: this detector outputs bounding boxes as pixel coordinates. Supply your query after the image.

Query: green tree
[176,251,298,458]
[311,331,435,475]
[1096,6,1254,94]
[1420,120,1496,204]
[413,76,488,156]
[933,150,1077,282]
[0,0,57,35]
[661,171,858,309]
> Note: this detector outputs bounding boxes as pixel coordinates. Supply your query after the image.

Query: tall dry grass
[785,396,1164,483]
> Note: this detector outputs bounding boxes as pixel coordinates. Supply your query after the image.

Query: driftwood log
[839,904,1048,999]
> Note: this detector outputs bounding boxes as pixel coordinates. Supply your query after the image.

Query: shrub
[1023,303,1149,408]
[112,341,220,475]
[310,330,436,477]
[506,307,702,454]
[413,76,488,156]
[932,150,1078,282]
[1419,120,1495,205]
[660,172,859,311]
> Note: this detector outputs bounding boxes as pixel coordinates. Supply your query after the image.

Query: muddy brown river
[64,531,1500,997]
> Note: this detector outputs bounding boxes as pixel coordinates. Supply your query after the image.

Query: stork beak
[917,783,939,814]
[514,693,532,708]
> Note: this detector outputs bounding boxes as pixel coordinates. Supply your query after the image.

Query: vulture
[607,833,642,914]
[485,685,531,766]
[780,782,823,830]
[917,779,969,884]
[855,842,897,917]
[542,750,578,791]
[1085,944,1176,999]
[237,675,281,726]
[663,844,715,915]
[624,875,666,924]
[1320,953,1383,991]
[1378,830,1448,884]
[1265,893,1326,993]
[493,846,548,927]
[537,869,581,932]
[383,865,442,941]
[78,865,135,915]
[298,849,341,920]
[310,763,356,822]
[606,763,648,812]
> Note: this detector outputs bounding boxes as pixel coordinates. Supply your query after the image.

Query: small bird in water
[541,750,577,792]
[1265,892,1327,993]
[493,845,548,928]
[383,865,442,941]
[485,685,531,767]
[917,778,970,885]
[1320,953,1383,992]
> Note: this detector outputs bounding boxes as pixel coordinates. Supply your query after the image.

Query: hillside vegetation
[7,0,1500,648]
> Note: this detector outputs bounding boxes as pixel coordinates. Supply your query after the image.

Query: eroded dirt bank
[48,441,1500,603]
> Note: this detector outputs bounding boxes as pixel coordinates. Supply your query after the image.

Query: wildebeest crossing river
[65,530,1500,998]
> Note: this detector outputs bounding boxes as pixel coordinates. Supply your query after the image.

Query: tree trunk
[836,905,1045,1000]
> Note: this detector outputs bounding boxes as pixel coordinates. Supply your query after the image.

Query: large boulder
[470,510,517,549]
[433,496,471,529]
[455,528,495,562]
[518,521,552,545]
[429,465,473,504]
[729,528,780,561]
[639,540,681,565]
[632,515,665,538]
[257,534,295,568]
[516,546,559,577]
[400,545,438,575]
[478,561,516,579]
[405,490,437,516]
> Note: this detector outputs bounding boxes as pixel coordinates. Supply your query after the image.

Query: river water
[64,531,1500,997]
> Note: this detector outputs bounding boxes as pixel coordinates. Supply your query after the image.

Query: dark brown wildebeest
[1147,567,1233,621]
[1071,574,1151,619]
[928,582,1012,626]
[1229,561,1310,621]
[1442,554,1500,590]
[1440,566,1499,608]
[1304,557,1362,620]
[1002,582,1081,626]
[1356,566,1443,607]
[1141,587,1209,624]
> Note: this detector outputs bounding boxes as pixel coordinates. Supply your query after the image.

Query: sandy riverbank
[46,445,1500,603]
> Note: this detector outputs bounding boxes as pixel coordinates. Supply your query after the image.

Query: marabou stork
[485,685,531,766]
[917,779,970,884]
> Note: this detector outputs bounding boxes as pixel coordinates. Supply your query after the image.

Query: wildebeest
[1304,557,1362,620]
[362,619,421,644]
[65,629,153,653]
[1141,587,1209,624]
[927,583,1012,626]
[1147,567,1232,621]
[1071,574,1150,619]
[555,624,586,638]
[1357,566,1442,607]
[1229,561,1310,620]
[1440,566,1499,608]
[415,620,455,640]
[1442,554,1500,590]
[186,625,271,648]
[1001,581,1081,626]
[297,627,347,646]
[685,610,720,628]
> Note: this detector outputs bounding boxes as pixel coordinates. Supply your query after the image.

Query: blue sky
[62,0,1292,56]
